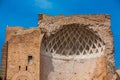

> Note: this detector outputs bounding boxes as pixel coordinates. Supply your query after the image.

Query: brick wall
[6,28,42,80]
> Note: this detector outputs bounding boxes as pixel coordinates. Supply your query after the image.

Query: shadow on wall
[40,36,54,80]
[0,77,2,80]
[115,71,120,80]
[40,55,54,80]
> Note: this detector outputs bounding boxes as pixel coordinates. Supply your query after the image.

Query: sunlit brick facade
[0,14,119,80]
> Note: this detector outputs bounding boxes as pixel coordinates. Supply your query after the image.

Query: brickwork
[0,14,118,80]
[39,14,115,79]
[6,27,23,41]
[1,43,8,80]
[6,28,41,80]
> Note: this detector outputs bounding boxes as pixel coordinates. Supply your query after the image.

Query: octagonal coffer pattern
[41,26,105,57]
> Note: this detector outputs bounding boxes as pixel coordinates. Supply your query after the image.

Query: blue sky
[0,0,120,68]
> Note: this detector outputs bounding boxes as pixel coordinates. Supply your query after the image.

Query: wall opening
[19,66,21,70]
[28,56,33,64]
[26,66,28,71]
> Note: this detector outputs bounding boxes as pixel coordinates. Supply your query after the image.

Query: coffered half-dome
[41,24,105,59]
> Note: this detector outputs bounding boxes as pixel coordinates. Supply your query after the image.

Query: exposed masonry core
[41,25,105,59]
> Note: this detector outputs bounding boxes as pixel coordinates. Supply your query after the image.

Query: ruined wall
[1,14,116,80]
[6,28,41,80]
[1,27,24,80]
[6,27,23,42]
[40,24,107,80]
[1,43,8,80]
[39,14,115,80]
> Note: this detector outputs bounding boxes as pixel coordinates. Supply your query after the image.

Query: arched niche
[41,24,105,59]
[40,24,106,80]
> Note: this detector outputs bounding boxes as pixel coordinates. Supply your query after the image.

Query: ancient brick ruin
[0,14,119,80]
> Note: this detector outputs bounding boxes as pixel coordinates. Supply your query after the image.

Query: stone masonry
[0,14,119,80]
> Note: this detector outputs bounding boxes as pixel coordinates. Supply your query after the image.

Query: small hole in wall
[74,73,77,74]
[28,55,33,64]
[14,32,17,34]
[26,66,28,71]
[59,73,61,74]
[19,66,21,70]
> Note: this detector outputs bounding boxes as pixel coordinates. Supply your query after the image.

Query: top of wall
[38,14,110,23]
[6,27,24,41]
[38,14,110,34]
[6,27,38,42]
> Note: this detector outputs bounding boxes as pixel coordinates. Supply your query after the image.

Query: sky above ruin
[0,0,120,67]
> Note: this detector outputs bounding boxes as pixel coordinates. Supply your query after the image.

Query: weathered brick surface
[6,28,42,80]
[39,14,115,80]
[1,14,117,80]
[1,43,8,79]
[6,27,23,41]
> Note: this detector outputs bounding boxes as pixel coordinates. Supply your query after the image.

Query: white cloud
[35,0,52,9]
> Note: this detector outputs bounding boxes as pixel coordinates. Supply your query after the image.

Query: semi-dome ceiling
[41,25,105,58]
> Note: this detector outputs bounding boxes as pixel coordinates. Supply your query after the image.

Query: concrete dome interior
[41,24,105,59]
[40,24,107,80]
